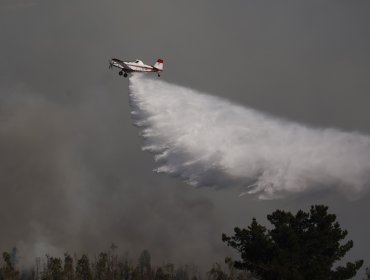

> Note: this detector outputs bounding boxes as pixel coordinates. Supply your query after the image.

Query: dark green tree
[222,205,363,280]
[76,255,92,280]
[95,253,109,280]
[45,256,63,280]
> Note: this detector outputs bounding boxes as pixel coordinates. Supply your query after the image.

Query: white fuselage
[110,59,160,73]
[109,58,163,77]
[124,61,154,72]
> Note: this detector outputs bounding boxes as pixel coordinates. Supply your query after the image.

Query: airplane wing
[109,59,129,70]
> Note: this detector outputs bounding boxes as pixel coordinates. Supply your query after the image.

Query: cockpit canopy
[134,59,143,64]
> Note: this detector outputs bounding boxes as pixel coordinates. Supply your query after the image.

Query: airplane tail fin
[153,58,164,71]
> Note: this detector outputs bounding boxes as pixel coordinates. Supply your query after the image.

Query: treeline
[1,249,369,280]
[1,205,369,280]
[0,248,254,280]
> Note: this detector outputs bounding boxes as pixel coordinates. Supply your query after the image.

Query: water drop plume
[129,74,370,199]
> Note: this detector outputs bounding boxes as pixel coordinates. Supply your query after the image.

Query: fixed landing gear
[158,73,161,77]
[119,71,128,78]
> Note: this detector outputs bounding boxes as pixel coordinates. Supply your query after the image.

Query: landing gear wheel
[158,73,161,77]
[124,73,128,78]
[119,71,123,76]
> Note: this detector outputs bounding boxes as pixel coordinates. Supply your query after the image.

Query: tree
[224,257,235,280]
[122,261,130,280]
[63,254,74,280]
[138,250,152,280]
[76,255,92,280]
[154,268,168,280]
[207,263,227,280]
[222,205,363,280]
[0,252,19,280]
[44,256,63,280]
[95,253,109,280]
[224,257,256,280]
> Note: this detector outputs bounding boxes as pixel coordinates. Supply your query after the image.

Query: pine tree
[76,255,92,280]
[222,205,363,280]
[46,257,63,280]
[95,253,108,280]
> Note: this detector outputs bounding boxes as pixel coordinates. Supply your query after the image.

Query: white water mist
[129,75,370,199]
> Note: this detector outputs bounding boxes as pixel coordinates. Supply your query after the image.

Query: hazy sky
[1,0,370,277]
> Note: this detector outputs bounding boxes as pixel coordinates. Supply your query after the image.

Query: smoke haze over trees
[1,204,369,280]
[0,248,255,280]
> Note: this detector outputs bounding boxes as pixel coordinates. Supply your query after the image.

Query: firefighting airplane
[109,58,164,77]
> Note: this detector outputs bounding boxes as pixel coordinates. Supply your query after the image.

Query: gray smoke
[129,74,370,199]
[0,84,226,268]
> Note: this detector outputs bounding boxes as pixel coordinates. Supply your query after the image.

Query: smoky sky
[1,0,370,277]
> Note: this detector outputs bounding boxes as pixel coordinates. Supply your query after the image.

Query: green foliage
[76,255,92,280]
[95,253,109,280]
[222,205,363,280]
[42,256,63,280]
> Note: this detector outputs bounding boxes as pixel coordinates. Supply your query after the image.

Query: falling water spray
[129,74,370,199]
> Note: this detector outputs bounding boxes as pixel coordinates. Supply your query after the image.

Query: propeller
[108,60,113,69]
